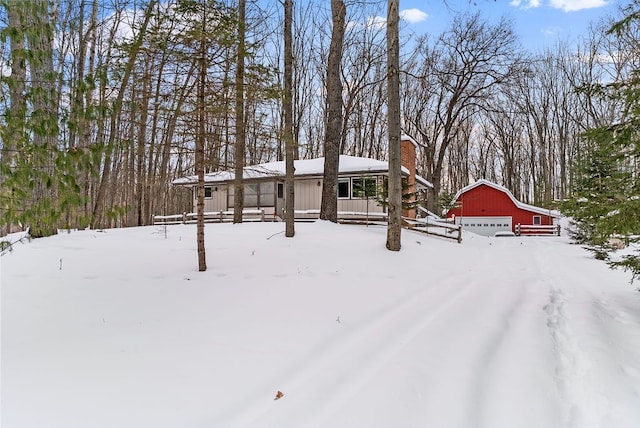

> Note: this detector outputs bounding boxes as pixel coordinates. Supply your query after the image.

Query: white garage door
[455,216,512,237]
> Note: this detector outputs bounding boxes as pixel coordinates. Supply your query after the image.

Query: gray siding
[294,179,323,211]
[194,185,227,212]
[191,175,386,216]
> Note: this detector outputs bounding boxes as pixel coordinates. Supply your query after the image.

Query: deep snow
[2,222,640,428]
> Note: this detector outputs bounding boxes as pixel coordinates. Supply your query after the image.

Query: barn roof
[451,179,561,217]
[173,155,434,189]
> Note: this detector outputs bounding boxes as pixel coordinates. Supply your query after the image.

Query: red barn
[445,179,560,237]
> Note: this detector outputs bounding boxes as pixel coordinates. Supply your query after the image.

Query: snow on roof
[450,179,561,217]
[415,175,432,189]
[173,155,434,188]
[401,134,420,149]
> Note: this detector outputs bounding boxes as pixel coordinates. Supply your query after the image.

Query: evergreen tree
[562,125,639,242]
[376,176,420,212]
[563,2,640,281]
[0,1,91,238]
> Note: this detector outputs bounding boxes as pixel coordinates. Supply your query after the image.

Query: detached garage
[444,179,560,237]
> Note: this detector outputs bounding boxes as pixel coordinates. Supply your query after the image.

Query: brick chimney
[401,135,418,219]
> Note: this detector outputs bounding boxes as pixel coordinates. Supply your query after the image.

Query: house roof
[450,179,561,217]
[173,155,434,188]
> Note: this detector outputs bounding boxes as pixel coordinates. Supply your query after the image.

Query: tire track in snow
[463,239,561,428]
[466,276,532,427]
[213,265,484,428]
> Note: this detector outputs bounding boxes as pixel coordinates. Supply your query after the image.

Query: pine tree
[563,2,640,281]
[563,126,639,241]
[0,1,91,238]
[376,177,420,212]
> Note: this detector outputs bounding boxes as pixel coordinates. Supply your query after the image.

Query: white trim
[415,174,433,190]
[338,178,350,199]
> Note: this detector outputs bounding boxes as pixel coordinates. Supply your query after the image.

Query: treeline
[0,0,635,234]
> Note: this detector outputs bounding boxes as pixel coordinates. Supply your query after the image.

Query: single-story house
[444,179,561,236]
[172,137,432,221]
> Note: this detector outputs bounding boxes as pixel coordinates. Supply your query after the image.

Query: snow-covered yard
[2,222,640,428]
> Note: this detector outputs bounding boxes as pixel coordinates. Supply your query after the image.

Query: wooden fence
[153,209,267,225]
[404,217,462,243]
[153,210,463,243]
[515,223,561,236]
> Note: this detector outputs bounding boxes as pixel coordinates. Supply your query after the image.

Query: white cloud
[510,0,541,9]
[549,0,608,12]
[400,8,428,24]
[364,8,427,29]
[541,26,562,37]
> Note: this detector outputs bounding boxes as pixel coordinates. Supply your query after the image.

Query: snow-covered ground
[2,222,640,428]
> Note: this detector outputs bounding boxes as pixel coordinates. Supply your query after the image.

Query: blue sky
[396,0,622,51]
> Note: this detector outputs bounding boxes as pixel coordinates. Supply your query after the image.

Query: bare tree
[196,3,208,272]
[92,1,157,229]
[233,0,246,224]
[403,13,522,212]
[320,0,346,222]
[284,0,295,236]
[386,0,402,251]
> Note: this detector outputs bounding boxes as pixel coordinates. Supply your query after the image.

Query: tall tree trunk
[196,10,207,272]
[386,0,401,251]
[136,63,151,226]
[233,0,246,223]
[320,0,345,223]
[284,0,295,236]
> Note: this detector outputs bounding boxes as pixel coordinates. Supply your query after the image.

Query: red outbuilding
[444,179,560,237]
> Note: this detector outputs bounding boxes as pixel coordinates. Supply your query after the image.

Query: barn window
[533,215,541,225]
[204,186,212,199]
[277,182,284,198]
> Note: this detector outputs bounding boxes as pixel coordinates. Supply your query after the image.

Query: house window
[352,177,377,199]
[228,182,275,208]
[244,183,259,206]
[277,182,284,199]
[533,215,541,225]
[204,186,212,199]
[338,178,350,198]
[260,181,275,206]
